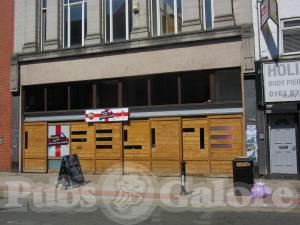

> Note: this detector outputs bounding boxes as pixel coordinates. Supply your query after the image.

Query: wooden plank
[151,119,181,160]
[23,122,47,173]
[186,160,210,175]
[124,160,151,174]
[123,120,151,159]
[23,159,47,173]
[70,122,95,173]
[210,160,233,175]
[95,159,122,174]
[182,118,209,161]
[152,160,180,175]
[95,122,122,159]
[79,159,95,173]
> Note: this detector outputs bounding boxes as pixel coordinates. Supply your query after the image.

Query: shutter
[283,29,300,53]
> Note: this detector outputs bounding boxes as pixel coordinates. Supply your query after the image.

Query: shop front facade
[12,0,255,176]
[253,0,300,178]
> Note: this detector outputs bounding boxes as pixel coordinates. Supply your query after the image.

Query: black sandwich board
[56,154,85,189]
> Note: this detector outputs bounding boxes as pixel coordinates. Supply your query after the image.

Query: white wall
[253,0,300,61]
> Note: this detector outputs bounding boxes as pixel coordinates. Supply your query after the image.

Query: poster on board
[48,124,70,158]
[85,108,129,122]
[246,125,258,162]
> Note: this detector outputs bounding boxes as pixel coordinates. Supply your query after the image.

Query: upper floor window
[41,0,47,50]
[105,0,132,42]
[63,0,87,48]
[282,18,300,54]
[203,0,213,30]
[151,0,182,36]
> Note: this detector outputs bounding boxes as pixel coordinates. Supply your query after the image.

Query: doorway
[269,115,298,175]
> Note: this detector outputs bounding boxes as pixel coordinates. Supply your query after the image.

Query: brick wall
[0,0,14,171]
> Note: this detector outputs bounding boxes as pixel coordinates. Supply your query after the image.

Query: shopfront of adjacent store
[262,60,300,178]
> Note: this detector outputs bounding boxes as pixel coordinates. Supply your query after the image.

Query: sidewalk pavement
[0,172,300,212]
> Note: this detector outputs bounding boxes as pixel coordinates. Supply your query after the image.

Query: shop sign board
[85,108,129,122]
[260,0,278,29]
[263,61,300,102]
[48,124,70,158]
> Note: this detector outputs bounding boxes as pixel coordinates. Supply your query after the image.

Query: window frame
[150,0,182,36]
[281,17,300,55]
[104,0,131,42]
[63,0,87,48]
[40,0,47,51]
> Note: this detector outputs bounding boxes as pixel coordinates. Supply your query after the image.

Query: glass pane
[113,0,126,41]
[283,29,300,53]
[69,0,82,3]
[152,0,158,35]
[42,10,47,43]
[177,0,182,32]
[42,0,47,8]
[181,71,210,104]
[70,4,82,46]
[47,85,68,111]
[25,86,45,112]
[106,0,110,41]
[70,83,93,109]
[64,0,68,4]
[151,75,178,105]
[215,70,241,102]
[205,0,212,29]
[123,78,148,106]
[128,0,133,34]
[284,20,300,28]
[97,80,119,108]
[160,0,175,35]
[64,6,68,47]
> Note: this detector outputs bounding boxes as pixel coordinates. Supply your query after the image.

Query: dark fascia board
[24,102,242,118]
[15,26,243,64]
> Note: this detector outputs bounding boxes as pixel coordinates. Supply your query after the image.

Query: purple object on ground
[250,181,272,200]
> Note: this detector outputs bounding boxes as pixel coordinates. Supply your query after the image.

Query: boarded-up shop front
[22,115,244,176]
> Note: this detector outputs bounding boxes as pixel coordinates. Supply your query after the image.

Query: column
[22,0,37,52]
[182,0,202,32]
[44,0,59,50]
[86,0,101,45]
[130,0,149,39]
[213,0,235,28]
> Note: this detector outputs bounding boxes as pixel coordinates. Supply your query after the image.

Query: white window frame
[63,0,87,48]
[281,17,300,56]
[151,0,182,36]
[41,0,47,51]
[105,0,130,43]
[203,0,214,30]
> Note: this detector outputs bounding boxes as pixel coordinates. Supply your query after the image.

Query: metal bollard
[180,160,188,195]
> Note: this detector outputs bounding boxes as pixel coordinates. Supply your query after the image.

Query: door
[269,115,298,174]
[150,118,181,175]
[23,122,47,172]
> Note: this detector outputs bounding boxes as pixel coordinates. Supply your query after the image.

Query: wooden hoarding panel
[70,122,95,172]
[95,123,122,174]
[23,122,47,173]
[123,120,151,174]
[151,118,181,175]
[182,118,209,175]
[208,115,243,175]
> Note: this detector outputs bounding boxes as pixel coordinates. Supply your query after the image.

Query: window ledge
[15,26,243,63]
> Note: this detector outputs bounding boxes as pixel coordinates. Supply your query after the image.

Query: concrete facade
[0,0,14,171]
[12,0,255,173]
